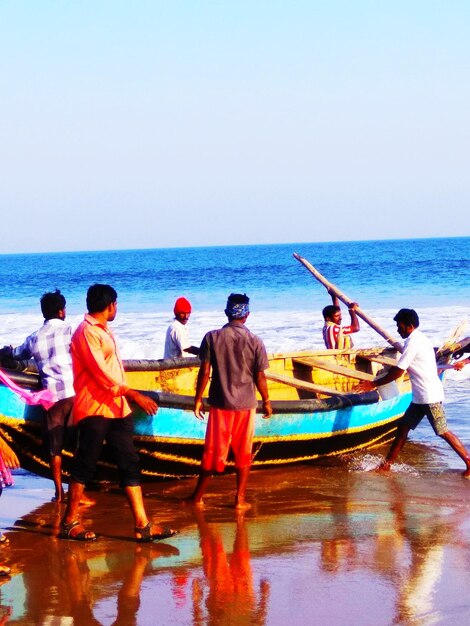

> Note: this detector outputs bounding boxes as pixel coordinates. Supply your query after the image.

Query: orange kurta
[71,314,131,423]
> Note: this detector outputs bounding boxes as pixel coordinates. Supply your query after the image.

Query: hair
[225,293,250,321]
[86,284,118,314]
[322,305,340,321]
[393,308,419,328]
[40,289,66,320]
[226,293,249,307]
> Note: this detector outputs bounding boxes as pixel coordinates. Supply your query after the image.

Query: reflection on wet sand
[384,474,470,626]
[2,451,470,624]
[0,500,180,625]
[191,508,269,626]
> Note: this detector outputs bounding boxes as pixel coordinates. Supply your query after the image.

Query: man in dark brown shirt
[188,293,272,509]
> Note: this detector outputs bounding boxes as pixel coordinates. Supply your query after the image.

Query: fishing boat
[1,252,467,484]
[1,341,461,484]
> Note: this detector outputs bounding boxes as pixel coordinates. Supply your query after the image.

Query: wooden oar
[293,356,377,382]
[265,371,347,397]
[293,252,403,353]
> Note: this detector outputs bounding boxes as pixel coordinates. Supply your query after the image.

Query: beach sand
[2,444,470,626]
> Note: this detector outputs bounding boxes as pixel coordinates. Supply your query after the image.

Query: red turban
[174,297,192,314]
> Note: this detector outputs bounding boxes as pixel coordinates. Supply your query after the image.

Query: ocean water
[1,237,469,468]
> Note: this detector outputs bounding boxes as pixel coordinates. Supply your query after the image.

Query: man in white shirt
[365,308,470,476]
[163,297,199,359]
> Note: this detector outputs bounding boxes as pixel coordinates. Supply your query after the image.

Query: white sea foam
[0,306,469,371]
[346,454,384,472]
[346,454,420,476]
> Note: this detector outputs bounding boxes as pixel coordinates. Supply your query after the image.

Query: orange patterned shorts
[201,408,255,472]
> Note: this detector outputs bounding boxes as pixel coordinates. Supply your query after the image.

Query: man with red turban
[164,297,199,359]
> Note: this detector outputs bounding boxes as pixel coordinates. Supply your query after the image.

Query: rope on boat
[141,468,198,479]
[250,427,398,465]
[135,434,203,445]
[136,447,202,467]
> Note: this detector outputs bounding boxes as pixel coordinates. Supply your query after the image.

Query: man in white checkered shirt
[11,290,76,502]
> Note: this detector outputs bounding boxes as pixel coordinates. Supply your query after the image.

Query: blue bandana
[226,302,250,319]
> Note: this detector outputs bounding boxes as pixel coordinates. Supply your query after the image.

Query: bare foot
[53,492,95,506]
[180,497,205,508]
[51,490,66,503]
[462,467,470,479]
[235,501,252,511]
[376,462,392,473]
[0,565,11,577]
[79,495,96,507]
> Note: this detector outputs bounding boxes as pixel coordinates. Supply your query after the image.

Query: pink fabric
[0,368,55,410]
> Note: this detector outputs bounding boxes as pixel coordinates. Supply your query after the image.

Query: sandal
[60,520,96,542]
[135,522,178,543]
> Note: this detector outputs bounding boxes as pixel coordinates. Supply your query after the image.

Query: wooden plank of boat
[265,371,347,397]
[356,354,398,367]
[292,357,376,382]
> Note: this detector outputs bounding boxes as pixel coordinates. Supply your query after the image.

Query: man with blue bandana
[188,293,272,509]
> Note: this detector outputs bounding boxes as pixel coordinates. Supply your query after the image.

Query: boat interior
[3,334,468,406]
[124,347,405,401]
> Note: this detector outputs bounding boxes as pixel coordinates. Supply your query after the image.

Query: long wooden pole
[293,252,403,352]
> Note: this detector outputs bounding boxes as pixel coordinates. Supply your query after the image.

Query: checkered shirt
[13,319,75,401]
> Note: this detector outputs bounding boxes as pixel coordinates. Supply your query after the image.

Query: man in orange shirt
[61,284,177,542]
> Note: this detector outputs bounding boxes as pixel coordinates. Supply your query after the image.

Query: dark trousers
[71,415,141,488]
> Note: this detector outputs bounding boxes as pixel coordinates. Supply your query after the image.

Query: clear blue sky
[1,1,469,253]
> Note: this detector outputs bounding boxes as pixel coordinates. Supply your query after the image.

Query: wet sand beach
[2,444,470,626]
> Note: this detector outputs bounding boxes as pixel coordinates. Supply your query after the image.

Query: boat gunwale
[149,390,381,414]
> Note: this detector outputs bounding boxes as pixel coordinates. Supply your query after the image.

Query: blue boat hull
[0,380,409,482]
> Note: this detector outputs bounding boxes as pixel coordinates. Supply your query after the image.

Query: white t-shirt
[397,328,444,404]
[164,319,193,359]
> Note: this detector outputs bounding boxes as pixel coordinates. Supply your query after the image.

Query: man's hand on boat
[194,398,206,420]
[355,381,375,393]
[193,399,273,420]
[261,399,273,419]
[126,389,158,415]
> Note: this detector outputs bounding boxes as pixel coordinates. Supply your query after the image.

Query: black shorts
[43,397,74,457]
[402,402,448,436]
[71,415,141,488]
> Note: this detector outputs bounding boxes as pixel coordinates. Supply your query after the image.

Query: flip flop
[135,522,178,543]
[60,520,96,542]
